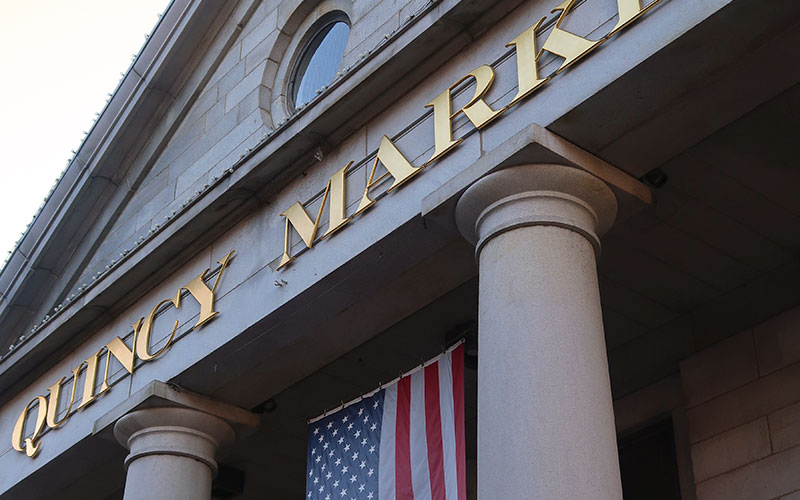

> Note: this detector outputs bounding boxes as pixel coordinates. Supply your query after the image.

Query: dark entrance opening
[618,418,682,500]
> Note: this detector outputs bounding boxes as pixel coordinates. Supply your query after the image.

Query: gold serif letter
[46,362,82,429]
[76,347,104,410]
[12,396,47,457]
[355,136,418,215]
[611,0,663,35]
[135,292,181,361]
[77,333,138,410]
[278,163,352,269]
[426,65,503,163]
[541,0,603,73]
[506,18,549,107]
[426,88,462,163]
[460,65,504,130]
[181,250,235,326]
[99,336,136,394]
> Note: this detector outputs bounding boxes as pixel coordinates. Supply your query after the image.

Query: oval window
[291,17,350,109]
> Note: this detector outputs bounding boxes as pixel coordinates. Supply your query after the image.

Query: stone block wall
[72,0,428,291]
[681,305,800,500]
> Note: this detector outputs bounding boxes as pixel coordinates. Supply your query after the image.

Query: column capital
[464,164,624,499]
[102,382,258,500]
[455,164,617,256]
[114,406,235,474]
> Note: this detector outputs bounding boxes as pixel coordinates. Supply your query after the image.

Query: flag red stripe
[452,344,467,500]
[396,376,415,500]
[424,363,446,500]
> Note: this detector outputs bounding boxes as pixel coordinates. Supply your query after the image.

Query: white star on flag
[304,344,466,500]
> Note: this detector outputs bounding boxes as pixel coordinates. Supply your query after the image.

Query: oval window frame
[288,12,350,111]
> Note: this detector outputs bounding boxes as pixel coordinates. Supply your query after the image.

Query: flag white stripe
[308,343,465,500]
[379,385,398,500]
[410,368,432,500]
[438,353,458,500]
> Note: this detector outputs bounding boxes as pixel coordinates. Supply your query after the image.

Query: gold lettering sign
[278,162,353,269]
[46,369,80,429]
[426,65,503,163]
[612,0,665,35]
[76,347,104,410]
[354,135,419,214]
[136,294,181,362]
[278,0,664,266]
[12,396,46,457]
[541,0,604,73]
[506,18,549,107]
[11,250,234,458]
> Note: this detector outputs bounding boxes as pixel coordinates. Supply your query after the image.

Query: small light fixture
[641,167,668,188]
[252,398,278,414]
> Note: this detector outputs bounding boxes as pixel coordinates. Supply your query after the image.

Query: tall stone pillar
[455,164,623,500]
[114,407,235,500]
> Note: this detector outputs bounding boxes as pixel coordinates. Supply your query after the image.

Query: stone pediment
[0,0,263,388]
[0,0,528,398]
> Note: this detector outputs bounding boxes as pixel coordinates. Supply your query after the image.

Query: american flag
[306,343,466,500]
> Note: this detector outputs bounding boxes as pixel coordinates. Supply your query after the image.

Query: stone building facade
[0,0,799,499]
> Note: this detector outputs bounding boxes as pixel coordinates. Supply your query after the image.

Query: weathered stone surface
[769,401,800,453]
[754,306,800,376]
[686,362,800,443]
[690,418,771,482]
[696,445,800,500]
[680,331,759,408]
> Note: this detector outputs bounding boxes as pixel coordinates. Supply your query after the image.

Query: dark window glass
[291,19,349,108]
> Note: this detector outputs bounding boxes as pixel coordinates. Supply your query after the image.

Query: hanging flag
[306,343,466,500]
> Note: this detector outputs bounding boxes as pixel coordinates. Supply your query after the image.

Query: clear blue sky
[0,0,170,262]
